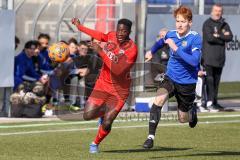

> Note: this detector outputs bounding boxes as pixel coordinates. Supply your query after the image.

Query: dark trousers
[205,65,223,105]
[84,74,99,101]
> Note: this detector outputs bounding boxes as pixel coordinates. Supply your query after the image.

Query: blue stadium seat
[147,0,193,5]
[147,0,176,4]
[205,0,239,5]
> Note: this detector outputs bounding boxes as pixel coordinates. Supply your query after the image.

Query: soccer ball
[48,42,69,63]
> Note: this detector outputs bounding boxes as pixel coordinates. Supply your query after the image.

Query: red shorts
[87,80,129,112]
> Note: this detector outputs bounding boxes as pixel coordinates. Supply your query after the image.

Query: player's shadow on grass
[150,150,240,159]
[103,146,192,153]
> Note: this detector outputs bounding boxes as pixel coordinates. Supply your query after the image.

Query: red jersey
[77,25,138,90]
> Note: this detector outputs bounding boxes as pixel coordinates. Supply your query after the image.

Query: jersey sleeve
[191,34,202,52]
[150,31,169,54]
[76,24,108,42]
[151,39,165,54]
[98,44,138,76]
[176,35,202,67]
[14,60,25,90]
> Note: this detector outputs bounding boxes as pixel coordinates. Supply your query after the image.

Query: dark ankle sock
[149,103,162,136]
[46,95,51,103]
[64,95,70,102]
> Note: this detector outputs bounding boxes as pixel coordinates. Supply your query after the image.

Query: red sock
[93,125,110,145]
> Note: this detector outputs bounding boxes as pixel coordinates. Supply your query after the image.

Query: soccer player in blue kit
[143,5,202,149]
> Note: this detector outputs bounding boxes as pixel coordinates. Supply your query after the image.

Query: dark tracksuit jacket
[202,17,233,67]
[14,51,40,90]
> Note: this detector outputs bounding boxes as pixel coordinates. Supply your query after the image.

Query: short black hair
[38,33,51,41]
[68,37,78,45]
[117,18,132,31]
[59,40,68,45]
[15,36,20,44]
[213,3,223,8]
[79,41,88,47]
[24,40,40,49]
[15,36,20,49]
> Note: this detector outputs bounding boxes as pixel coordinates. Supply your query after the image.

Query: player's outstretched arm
[71,18,108,42]
[145,38,165,62]
[151,38,165,54]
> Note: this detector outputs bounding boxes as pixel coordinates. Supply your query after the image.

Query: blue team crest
[182,40,187,47]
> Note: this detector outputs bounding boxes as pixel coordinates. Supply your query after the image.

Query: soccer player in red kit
[72,18,138,153]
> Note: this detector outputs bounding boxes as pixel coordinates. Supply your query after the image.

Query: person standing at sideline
[202,3,233,111]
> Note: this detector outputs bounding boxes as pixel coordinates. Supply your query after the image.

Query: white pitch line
[0,120,240,136]
[0,114,240,129]
[198,114,240,118]
[0,120,99,129]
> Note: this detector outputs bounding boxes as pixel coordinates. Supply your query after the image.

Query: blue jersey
[14,51,40,90]
[151,30,202,84]
[38,49,53,71]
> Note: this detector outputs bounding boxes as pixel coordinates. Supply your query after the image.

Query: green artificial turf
[0,112,240,160]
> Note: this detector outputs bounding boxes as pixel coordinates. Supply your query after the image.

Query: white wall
[0,10,15,87]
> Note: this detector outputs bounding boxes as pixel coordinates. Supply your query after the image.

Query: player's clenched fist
[79,68,89,77]
[71,18,81,26]
[165,38,178,52]
[145,50,153,62]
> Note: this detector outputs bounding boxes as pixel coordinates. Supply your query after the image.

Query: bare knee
[83,102,103,120]
[154,88,169,106]
[154,95,168,106]
[154,97,165,106]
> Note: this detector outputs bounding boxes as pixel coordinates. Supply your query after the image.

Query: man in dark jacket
[202,3,233,111]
